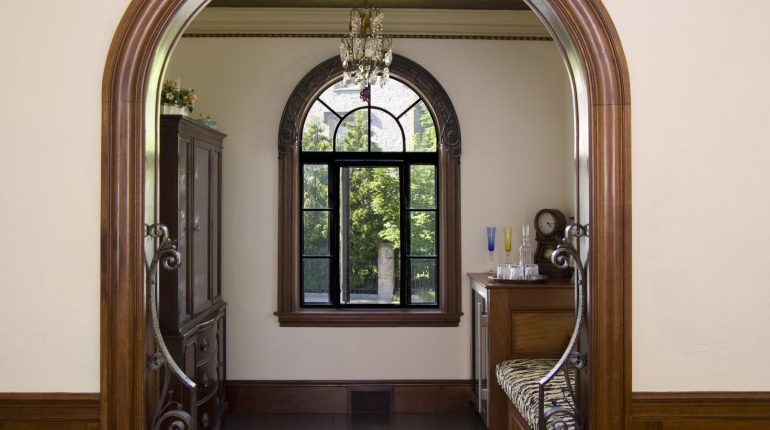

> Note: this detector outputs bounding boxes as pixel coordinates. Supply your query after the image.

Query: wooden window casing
[275,55,462,327]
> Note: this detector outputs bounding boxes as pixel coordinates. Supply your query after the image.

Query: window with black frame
[300,78,438,308]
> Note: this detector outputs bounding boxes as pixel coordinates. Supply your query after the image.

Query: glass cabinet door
[192,145,211,315]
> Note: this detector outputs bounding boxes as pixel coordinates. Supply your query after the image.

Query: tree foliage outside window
[300,78,438,307]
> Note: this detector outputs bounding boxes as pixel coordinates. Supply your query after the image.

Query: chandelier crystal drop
[339,7,393,88]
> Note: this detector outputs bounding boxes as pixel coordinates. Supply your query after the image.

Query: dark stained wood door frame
[100,0,630,429]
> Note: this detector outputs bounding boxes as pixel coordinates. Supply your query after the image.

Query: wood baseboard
[226,380,472,414]
[0,393,100,429]
[630,392,770,430]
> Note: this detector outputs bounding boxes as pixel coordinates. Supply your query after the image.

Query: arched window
[277,55,461,326]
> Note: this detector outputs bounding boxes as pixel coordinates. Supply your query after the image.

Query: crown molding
[185,8,550,38]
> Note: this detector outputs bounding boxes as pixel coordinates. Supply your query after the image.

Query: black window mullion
[396,98,421,120]
[401,163,411,306]
[301,151,435,163]
[330,161,340,307]
[299,81,441,310]
[367,86,372,152]
[317,97,343,120]
[434,159,439,306]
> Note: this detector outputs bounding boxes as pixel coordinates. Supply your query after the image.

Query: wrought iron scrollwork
[146,224,196,430]
[538,223,589,430]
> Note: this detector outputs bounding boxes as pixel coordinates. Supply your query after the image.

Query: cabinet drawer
[197,394,220,430]
[195,320,219,366]
[195,354,219,404]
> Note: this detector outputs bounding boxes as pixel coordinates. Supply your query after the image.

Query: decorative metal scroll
[145,224,197,430]
[539,223,589,430]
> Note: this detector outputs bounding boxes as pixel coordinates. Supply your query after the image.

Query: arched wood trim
[101,1,630,429]
[275,54,463,327]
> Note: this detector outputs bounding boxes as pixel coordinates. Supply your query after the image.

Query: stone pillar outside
[377,242,395,301]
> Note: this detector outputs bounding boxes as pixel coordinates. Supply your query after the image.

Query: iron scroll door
[145,223,198,430]
[539,223,589,430]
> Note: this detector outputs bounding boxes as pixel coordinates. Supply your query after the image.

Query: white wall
[604,0,770,392]
[166,37,573,380]
[1,0,770,394]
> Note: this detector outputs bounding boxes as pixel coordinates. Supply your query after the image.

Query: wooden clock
[534,209,574,280]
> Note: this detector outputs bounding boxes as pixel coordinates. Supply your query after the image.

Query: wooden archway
[100,1,630,429]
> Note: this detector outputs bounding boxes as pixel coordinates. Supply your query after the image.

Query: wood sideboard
[468,273,575,430]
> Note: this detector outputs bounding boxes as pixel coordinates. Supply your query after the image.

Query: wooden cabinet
[159,115,227,429]
[468,273,574,430]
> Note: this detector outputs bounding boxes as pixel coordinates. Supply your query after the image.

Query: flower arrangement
[161,79,198,112]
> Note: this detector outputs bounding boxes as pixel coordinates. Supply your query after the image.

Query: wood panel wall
[0,393,99,430]
[629,392,770,430]
[225,380,473,414]
[2,390,768,429]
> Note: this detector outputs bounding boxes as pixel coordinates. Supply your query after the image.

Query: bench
[494,224,588,430]
[496,359,576,430]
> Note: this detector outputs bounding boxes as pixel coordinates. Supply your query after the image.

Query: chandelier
[339,7,393,88]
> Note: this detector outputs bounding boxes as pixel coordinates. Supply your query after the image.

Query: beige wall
[166,37,573,380]
[604,0,770,391]
[0,0,129,392]
[1,0,769,393]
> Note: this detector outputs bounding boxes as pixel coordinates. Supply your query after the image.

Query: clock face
[537,211,558,236]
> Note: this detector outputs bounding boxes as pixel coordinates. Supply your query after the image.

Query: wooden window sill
[275,309,463,327]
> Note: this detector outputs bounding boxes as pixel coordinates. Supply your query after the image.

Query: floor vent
[349,386,394,414]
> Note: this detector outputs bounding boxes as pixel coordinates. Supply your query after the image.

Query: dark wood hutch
[158,115,227,429]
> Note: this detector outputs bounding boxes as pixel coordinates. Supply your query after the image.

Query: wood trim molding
[185,8,550,38]
[275,54,463,327]
[630,392,770,429]
[102,0,630,428]
[183,33,553,41]
[207,0,531,9]
[225,380,472,414]
[0,393,100,423]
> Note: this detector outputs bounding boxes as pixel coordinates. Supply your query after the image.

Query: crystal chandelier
[339,7,393,88]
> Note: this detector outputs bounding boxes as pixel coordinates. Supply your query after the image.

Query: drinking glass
[486,227,496,273]
[503,226,513,262]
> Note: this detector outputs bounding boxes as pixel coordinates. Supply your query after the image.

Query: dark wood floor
[222,413,487,429]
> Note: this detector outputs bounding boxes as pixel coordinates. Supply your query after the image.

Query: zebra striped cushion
[495,359,577,430]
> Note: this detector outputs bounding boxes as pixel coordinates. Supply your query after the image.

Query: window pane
[410,259,437,305]
[410,211,436,256]
[318,81,367,115]
[370,78,420,116]
[303,258,330,304]
[336,110,369,152]
[303,164,328,208]
[402,101,436,152]
[409,165,436,209]
[339,166,401,305]
[302,101,336,152]
[303,211,330,256]
[371,109,403,152]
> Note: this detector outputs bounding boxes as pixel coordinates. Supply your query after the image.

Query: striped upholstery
[496,359,577,430]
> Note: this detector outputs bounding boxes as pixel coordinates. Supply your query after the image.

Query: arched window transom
[277,55,461,326]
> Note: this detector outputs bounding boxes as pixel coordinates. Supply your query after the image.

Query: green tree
[301,118,331,294]
[302,115,332,151]
[301,103,438,301]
